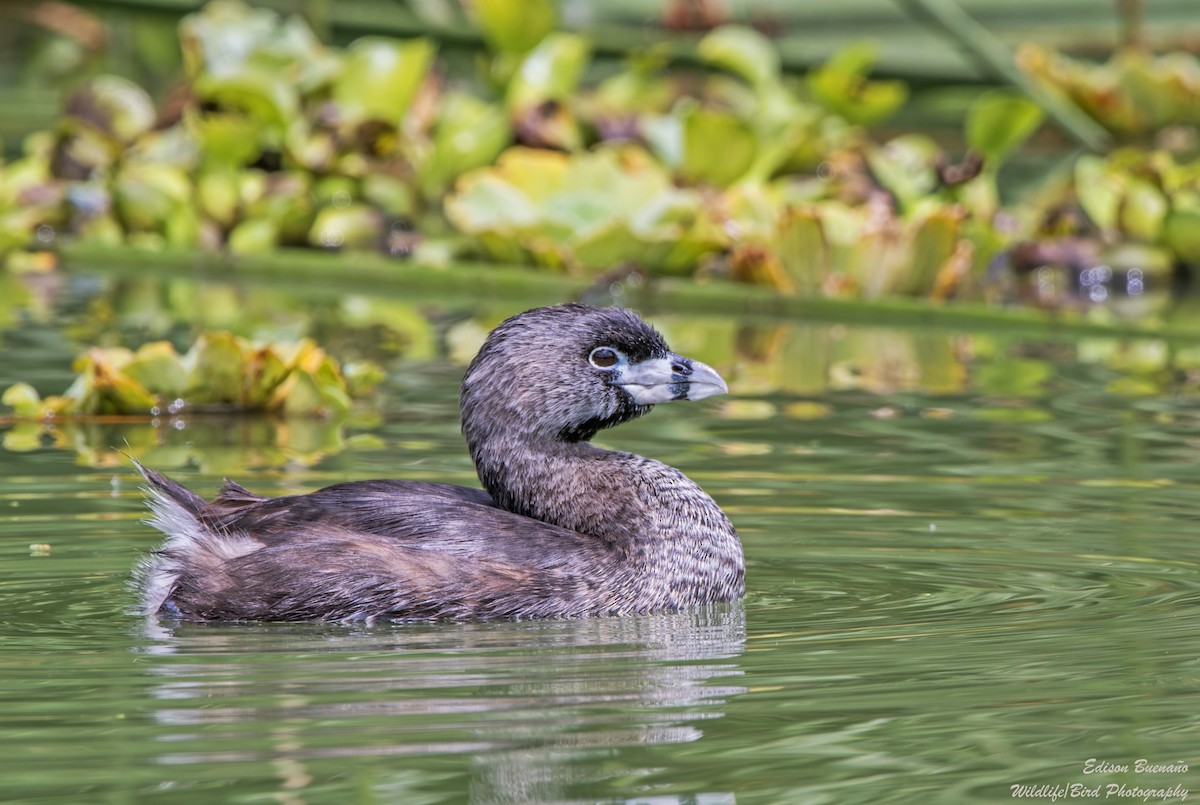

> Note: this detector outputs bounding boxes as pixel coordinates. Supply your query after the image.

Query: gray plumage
[134,304,744,622]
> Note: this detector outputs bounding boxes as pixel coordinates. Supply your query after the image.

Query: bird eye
[589,347,620,369]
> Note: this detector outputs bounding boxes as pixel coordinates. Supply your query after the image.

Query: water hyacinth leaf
[866,135,941,211]
[122,124,201,171]
[590,58,674,118]
[903,206,963,295]
[193,68,298,134]
[0,157,51,207]
[64,75,156,145]
[420,93,512,196]
[228,217,279,254]
[507,33,591,110]
[311,174,358,206]
[315,354,352,414]
[472,0,557,54]
[640,114,683,169]
[445,147,567,226]
[259,14,342,94]
[680,105,757,187]
[1163,206,1200,262]
[185,332,247,405]
[122,341,189,399]
[808,42,908,126]
[0,211,38,254]
[511,97,583,152]
[308,204,383,250]
[196,169,240,228]
[1074,155,1121,232]
[1118,179,1167,243]
[443,174,541,234]
[362,174,416,218]
[248,171,313,241]
[776,205,827,295]
[333,37,435,125]
[965,91,1045,163]
[570,219,645,271]
[4,333,376,418]
[1,383,46,418]
[88,350,160,414]
[697,25,780,88]
[165,204,201,249]
[244,346,290,408]
[179,0,283,78]
[285,120,336,172]
[445,146,723,272]
[189,110,262,168]
[113,164,193,233]
[274,369,324,416]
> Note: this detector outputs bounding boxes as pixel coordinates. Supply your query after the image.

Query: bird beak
[616,353,729,405]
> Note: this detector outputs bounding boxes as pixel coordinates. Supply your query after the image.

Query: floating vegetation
[1,0,1198,312]
[445,146,726,274]
[1018,44,1200,143]
[1,333,383,418]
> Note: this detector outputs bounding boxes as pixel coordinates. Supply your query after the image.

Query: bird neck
[470,433,738,554]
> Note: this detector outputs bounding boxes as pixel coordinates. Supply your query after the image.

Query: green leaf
[776,206,827,295]
[2,383,45,418]
[472,0,557,54]
[680,105,758,187]
[808,42,908,126]
[65,75,156,145]
[193,67,299,133]
[89,351,159,414]
[228,217,280,255]
[507,33,591,110]
[308,204,382,250]
[697,25,780,88]
[1075,155,1122,232]
[904,207,962,295]
[444,146,726,272]
[1163,206,1200,262]
[123,341,189,398]
[965,91,1045,163]
[244,346,291,408]
[185,332,248,405]
[333,37,435,124]
[112,164,193,233]
[420,93,512,196]
[1118,179,1168,243]
[865,135,941,212]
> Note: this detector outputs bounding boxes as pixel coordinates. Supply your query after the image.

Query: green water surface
[0,276,1197,804]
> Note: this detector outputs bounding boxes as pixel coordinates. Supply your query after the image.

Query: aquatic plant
[1,332,383,418]
[1074,148,1200,263]
[1018,44,1200,144]
[2,0,1199,313]
[444,146,727,273]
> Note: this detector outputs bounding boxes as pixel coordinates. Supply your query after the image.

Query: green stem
[57,243,1200,343]
[893,0,1111,150]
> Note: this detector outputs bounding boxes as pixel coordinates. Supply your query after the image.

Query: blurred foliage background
[1,0,1198,310]
[1,0,1200,451]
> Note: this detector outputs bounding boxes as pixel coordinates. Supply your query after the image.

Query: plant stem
[893,0,1111,151]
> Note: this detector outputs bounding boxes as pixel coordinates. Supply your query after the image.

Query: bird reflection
[135,605,746,803]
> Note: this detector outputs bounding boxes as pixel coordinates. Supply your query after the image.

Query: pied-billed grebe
[135,304,744,622]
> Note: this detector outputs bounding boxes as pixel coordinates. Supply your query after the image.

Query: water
[1,274,1199,803]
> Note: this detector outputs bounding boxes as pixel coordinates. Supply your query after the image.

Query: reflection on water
[2,274,1200,803]
[137,609,745,803]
